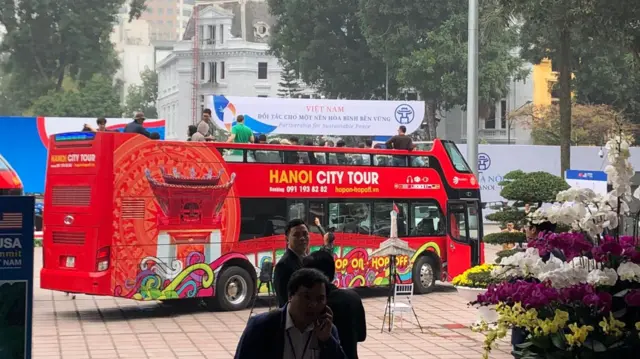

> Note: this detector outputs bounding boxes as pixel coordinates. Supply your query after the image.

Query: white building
[156,0,315,140]
[111,15,156,105]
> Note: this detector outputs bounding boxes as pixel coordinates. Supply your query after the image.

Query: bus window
[373,154,392,167]
[216,148,245,162]
[239,198,287,240]
[251,150,282,163]
[467,202,480,241]
[410,156,429,167]
[372,201,408,237]
[282,151,299,164]
[411,202,445,236]
[329,202,371,235]
[442,141,471,172]
[308,201,326,234]
[288,201,305,220]
[448,203,469,243]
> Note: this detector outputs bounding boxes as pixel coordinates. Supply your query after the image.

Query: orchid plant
[473,132,640,358]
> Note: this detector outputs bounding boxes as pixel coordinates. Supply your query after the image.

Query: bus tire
[412,255,437,294]
[211,266,255,311]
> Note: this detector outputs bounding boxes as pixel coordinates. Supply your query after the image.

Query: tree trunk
[424,100,438,140]
[558,28,572,176]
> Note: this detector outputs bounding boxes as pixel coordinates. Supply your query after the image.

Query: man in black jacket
[124,112,154,139]
[303,250,366,359]
[235,268,346,359]
[274,218,309,307]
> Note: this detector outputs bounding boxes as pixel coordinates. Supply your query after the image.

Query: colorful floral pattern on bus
[111,138,240,293]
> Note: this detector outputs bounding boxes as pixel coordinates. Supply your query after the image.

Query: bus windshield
[443,141,471,173]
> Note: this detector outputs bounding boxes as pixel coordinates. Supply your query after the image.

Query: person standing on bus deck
[227,115,254,144]
[200,108,216,138]
[385,125,415,166]
[124,112,154,139]
[274,219,309,307]
[313,217,335,253]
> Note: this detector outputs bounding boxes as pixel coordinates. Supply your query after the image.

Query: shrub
[483,231,527,245]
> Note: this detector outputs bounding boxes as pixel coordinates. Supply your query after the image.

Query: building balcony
[461,128,517,144]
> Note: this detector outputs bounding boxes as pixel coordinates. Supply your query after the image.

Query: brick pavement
[32,245,514,359]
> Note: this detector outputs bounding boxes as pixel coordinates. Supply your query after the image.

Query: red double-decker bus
[40,132,483,310]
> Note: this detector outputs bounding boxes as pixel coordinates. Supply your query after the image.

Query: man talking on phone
[234,268,346,359]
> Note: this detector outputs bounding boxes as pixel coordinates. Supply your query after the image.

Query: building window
[167,8,173,15]
[258,62,268,79]
[220,61,225,80]
[208,62,217,83]
[146,8,153,13]
[158,8,164,14]
[220,25,224,43]
[167,20,173,26]
[407,92,418,101]
[551,60,559,73]
[207,25,215,44]
[198,25,204,40]
[200,62,205,81]
[500,99,507,128]
[485,104,496,129]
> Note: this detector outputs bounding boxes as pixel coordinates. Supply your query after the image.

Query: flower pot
[454,286,498,323]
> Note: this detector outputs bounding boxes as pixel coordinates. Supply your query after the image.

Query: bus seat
[267,152,282,163]
[255,151,269,163]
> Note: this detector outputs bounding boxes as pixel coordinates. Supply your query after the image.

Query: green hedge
[483,231,527,245]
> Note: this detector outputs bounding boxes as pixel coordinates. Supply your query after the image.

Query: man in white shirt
[234,268,346,359]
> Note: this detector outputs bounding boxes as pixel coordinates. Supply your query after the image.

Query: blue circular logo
[478,153,491,172]
[394,104,415,124]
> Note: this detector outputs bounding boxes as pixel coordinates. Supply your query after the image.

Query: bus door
[446,200,481,279]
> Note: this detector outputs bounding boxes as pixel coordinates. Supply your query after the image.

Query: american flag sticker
[0,212,23,229]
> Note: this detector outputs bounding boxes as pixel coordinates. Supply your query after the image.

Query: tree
[359,0,526,140]
[512,104,635,146]
[267,0,396,99]
[0,0,147,113]
[571,39,640,127]
[277,61,301,98]
[28,74,123,118]
[124,68,158,118]
[484,170,569,259]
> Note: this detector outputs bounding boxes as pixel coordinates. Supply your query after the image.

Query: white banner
[457,144,640,203]
[205,96,425,136]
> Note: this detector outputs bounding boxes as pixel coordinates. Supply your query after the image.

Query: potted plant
[452,264,499,323]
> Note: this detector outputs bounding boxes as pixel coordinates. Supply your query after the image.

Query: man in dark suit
[274,218,309,307]
[234,268,346,359]
[124,112,154,139]
[303,251,366,359]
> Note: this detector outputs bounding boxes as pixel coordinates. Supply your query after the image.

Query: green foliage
[500,171,570,205]
[124,68,158,118]
[267,0,394,99]
[0,0,145,113]
[483,231,527,245]
[486,209,527,225]
[29,74,123,117]
[360,0,526,140]
[277,61,301,98]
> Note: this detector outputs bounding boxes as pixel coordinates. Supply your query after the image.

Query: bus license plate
[66,257,75,268]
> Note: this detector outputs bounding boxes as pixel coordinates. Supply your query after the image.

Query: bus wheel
[212,266,255,311]
[412,255,437,294]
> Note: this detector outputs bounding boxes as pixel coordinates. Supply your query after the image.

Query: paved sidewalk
[33,246,514,359]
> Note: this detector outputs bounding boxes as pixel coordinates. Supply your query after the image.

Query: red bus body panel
[41,133,481,300]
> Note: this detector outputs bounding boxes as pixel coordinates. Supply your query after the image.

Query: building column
[240,0,247,40]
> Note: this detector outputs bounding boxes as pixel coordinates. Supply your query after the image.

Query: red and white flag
[392,202,400,214]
